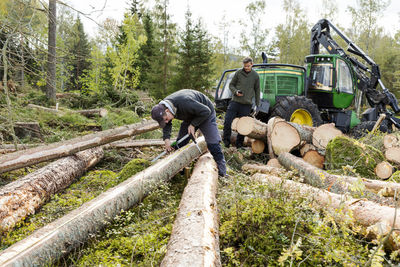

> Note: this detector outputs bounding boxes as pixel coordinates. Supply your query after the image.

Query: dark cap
[151,104,166,128]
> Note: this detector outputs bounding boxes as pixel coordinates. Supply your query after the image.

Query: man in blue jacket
[151,89,226,176]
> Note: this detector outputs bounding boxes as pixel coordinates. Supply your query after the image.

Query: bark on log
[236,116,267,140]
[73,108,108,118]
[385,147,400,165]
[0,147,104,232]
[231,117,239,132]
[271,121,314,155]
[252,173,400,251]
[277,152,395,206]
[0,120,159,174]
[161,153,221,267]
[0,137,208,267]
[312,123,343,150]
[266,158,282,168]
[302,150,325,169]
[107,139,169,149]
[266,117,285,159]
[242,163,283,176]
[375,161,394,180]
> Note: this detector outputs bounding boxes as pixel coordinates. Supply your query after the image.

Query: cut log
[250,139,265,154]
[0,120,159,174]
[231,117,240,132]
[278,152,395,206]
[73,108,108,118]
[383,134,400,149]
[266,158,282,168]
[161,153,221,267]
[375,161,394,180]
[271,121,314,155]
[242,163,283,176]
[252,173,400,251]
[236,116,267,140]
[302,150,325,169]
[300,143,317,157]
[27,103,59,113]
[0,137,207,266]
[385,147,400,165]
[266,117,285,159]
[0,143,39,154]
[312,123,343,150]
[107,139,168,149]
[0,147,104,232]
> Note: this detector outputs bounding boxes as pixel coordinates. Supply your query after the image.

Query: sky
[64,0,400,42]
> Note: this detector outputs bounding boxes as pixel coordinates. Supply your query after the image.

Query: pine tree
[172,8,213,93]
[66,16,91,92]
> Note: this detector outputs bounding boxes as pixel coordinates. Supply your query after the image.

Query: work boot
[216,158,227,177]
[207,143,227,176]
[223,139,230,148]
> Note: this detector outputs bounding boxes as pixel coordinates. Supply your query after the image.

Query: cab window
[309,63,333,91]
[337,59,353,94]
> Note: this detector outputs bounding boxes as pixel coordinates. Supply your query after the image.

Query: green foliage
[218,176,370,265]
[171,8,214,93]
[99,108,141,130]
[118,158,151,180]
[325,135,385,178]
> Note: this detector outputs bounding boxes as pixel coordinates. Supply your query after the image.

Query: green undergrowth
[0,158,150,250]
[218,164,397,265]
[65,172,188,266]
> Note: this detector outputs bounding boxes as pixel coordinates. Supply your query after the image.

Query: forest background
[1,0,400,110]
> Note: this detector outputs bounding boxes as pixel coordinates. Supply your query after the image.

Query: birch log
[161,153,221,267]
[0,120,158,174]
[252,173,400,251]
[236,116,268,140]
[0,147,104,232]
[277,152,396,206]
[0,137,207,267]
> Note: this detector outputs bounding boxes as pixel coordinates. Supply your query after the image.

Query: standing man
[151,89,226,177]
[223,57,260,148]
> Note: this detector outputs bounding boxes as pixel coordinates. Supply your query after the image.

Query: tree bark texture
[0,120,159,174]
[312,123,343,150]
[161,153,221,267]
[46,0,57,101]
[0,147,104,233]
[241,163,283,176]
[107,139,168,149]
[252,173,400,251]
[277,152,396,206]
[0,137,207,267]
[73,108,108,117]
[236,116,268,140]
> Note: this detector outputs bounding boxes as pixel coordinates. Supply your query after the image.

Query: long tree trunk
[0,120,158,174]
[46,0,57,101]
[252,173,400,251]
[277,152,396,206]
[0,137,207,267]
[161,153,221,267]
[0,147,104,232]
[107,139,169,149]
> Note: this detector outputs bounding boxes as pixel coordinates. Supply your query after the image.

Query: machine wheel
[270,96,323,126]
[349,121,389,139]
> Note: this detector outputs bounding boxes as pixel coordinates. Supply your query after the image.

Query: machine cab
[306,55,356,109]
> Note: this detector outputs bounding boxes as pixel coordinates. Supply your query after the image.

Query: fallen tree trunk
[242,163,283,176]
[73,108,108,118]
[161,153,221,267]
[252,173,400,251]
[278,152,396,206]
[375,161,394,180]
[271,121,314,155]
[0,147,104,232]
[236,116,267,140]
[27,103,58,113]
[0,137,207,267]
[0,120,159,174]
[107,139,169,149]
[312,123,343,150]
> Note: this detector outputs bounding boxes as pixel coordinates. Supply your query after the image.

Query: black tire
[349,121,389,139]
[270,96,323,126]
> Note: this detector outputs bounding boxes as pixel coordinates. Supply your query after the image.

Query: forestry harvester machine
[215,19,400,135]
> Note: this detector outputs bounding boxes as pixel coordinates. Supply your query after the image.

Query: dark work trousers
[223,101,252,147]
[175,112,226,176]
